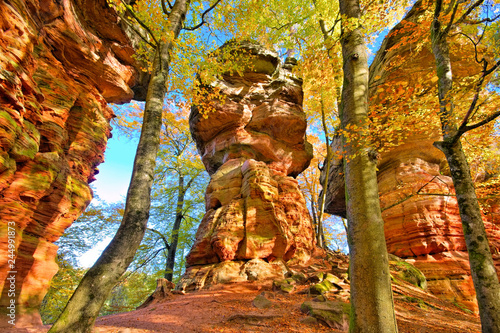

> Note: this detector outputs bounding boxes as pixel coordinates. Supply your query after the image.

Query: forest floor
[14,252,482,333]
[90,281,481,333]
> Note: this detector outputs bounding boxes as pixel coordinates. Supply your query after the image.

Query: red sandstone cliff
[322,1,500,312]
[0,0,139,326]
[178,42,317,291]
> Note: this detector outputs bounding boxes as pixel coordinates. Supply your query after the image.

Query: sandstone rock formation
[0,0,138,326]
[322,1,500,312]
[178,42,316,290]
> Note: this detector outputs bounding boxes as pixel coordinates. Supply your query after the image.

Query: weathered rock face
[322,1,500,312]
[0,0,138,326]
[179,42,316,290]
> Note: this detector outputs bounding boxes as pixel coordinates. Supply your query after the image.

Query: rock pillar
[179,42,316,290]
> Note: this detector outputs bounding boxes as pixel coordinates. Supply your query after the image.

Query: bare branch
[266,8,311,33]
[382,176,453,212]
[463,13,500,25]
[443,1,459,36]
[463,110,500,132]
[122,247,167,281]
[183,0,222,31]
[459,32,482,64]
[318,12,340,42]
[484,59,500,77]
[161,0,170,15]
[454,59,500,138]
[147,228,171,250]
[185,170,203,190]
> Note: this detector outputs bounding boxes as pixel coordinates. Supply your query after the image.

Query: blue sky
[91,134,138,202]
[92,134,138,203]
[79,134,138,267]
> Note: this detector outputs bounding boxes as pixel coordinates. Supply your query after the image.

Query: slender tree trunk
[310,198,319,242]
[431,2,500,330]
[435,140,500,332]
[165,174,186,281]
[48,2,190,332]
[338,0,398,332]
[317,91,331,250]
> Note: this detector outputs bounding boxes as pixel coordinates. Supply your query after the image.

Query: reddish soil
[6,253,482,333]
[90,281,480,333]
[6,280,481,333]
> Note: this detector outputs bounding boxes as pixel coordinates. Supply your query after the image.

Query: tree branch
[185,170,202,190]
[161,0,171,15]
[183,0,222,31]
[147,228,171,250]
[121,247,167,281]
[463,13,500,25]
[443,1,459,36]
[453,59,500,139]
[463,110,500,133]
[119,0,159,47]
[382,176,453,212]
[458,32,482,64]
[118,12,156,48]
[432,0,445,40]
[454,0,485,26]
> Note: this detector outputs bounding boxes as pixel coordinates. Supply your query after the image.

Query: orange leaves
[191,81,226,119]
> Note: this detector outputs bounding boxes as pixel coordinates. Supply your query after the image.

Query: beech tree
[337,0,398,331]
[154,116,204,281]
[430,0,500,331]
[48,0,220,331]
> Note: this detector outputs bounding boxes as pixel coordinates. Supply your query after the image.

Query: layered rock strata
[0,0,138,326]
[322,1,500,312]
[179,42,316,291]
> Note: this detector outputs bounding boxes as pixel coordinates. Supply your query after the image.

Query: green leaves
[40,255,86,324]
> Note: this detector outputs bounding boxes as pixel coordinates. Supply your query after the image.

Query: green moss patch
[300,300,350,329]
[389,254,427,290]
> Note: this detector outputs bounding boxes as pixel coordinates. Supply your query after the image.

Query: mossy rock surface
[272,279,294,293]
[11,120,40,161]
[252,294,272,309]
[310,279,334,295]
[301,300,350,330]
[324,272,342,284]
[389,254,427,290]
[290,272,307,283]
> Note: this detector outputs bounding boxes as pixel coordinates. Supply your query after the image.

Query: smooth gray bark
[338,0,398,332]
[431,1,500,331]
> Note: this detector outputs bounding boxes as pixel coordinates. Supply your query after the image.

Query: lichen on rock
[0,0,139,326]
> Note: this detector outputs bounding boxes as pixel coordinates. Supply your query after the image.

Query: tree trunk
[435,140,500,332]
[338,0,398,332]
[317,92,332,250]
[165,174,186,281]
[48,2,190,332]
[137,278,175,309]
[431,3,500,330]
[310,199,319,241]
